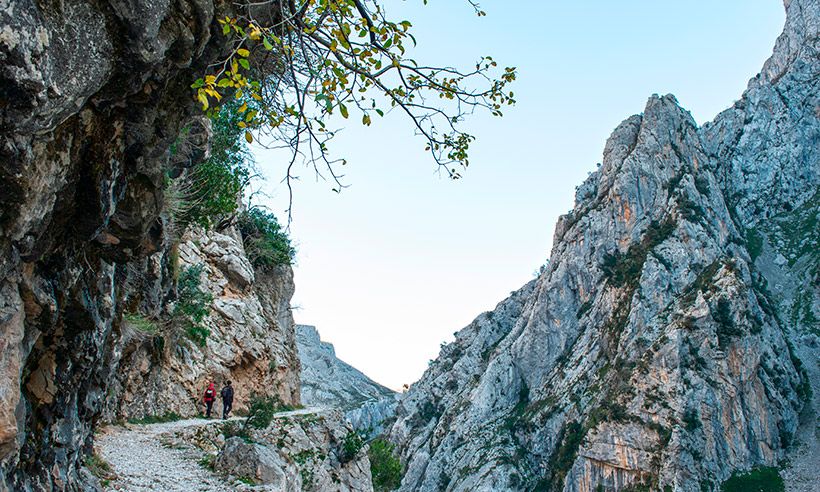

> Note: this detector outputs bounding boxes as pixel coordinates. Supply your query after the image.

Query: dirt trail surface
[96,408,326,491]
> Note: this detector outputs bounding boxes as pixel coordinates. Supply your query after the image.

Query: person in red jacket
[203,382,216,418]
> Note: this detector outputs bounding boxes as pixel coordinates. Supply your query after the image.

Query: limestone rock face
[109,226,300,419]
[297,324,395,410]
[296,324,397,436]
[214,410,374,492]
[346,396,401,438]
[0,0,287,489]
[387,1,818,491]
[217,438,302,491]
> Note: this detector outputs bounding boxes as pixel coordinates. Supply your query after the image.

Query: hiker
[203,382,216,418]
[220,380,234,419]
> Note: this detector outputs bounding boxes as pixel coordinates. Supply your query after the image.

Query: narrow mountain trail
[96,408,326,491]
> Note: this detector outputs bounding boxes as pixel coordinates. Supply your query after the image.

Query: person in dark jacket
[220,380,234,419]
[203,382,216,418]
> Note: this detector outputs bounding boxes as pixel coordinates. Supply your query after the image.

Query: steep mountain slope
[296,325,395,411]
[387,2,818,491]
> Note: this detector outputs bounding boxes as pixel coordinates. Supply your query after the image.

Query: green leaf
[340,104,349,119]
[263,37,273,50]
[238,58,250,70]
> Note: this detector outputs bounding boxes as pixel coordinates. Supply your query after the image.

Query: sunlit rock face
[296,324,397,435]
[387,1,819,491]
[172,409,374,492]
[108,226,301,420]
[296,324,395,410]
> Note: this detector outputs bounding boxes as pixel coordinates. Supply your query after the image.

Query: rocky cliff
[110,226,300,420]
[296,324,398,437]
[297,325,395,410]
[0,0,297,489]
[388,1,819,491]
[165,409,374,491]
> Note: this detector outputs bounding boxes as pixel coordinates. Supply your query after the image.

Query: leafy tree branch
[192,0,516,218]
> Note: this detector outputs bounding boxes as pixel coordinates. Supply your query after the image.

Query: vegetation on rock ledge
[238,207,295,268]
[368,437,403,491]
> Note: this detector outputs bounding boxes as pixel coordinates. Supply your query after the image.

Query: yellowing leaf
[237,48,250,57]
[197,92,209,110]
[245,131,253,143]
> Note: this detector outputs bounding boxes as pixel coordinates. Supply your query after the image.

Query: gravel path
[96,408,327,491]
[97,418,238,492]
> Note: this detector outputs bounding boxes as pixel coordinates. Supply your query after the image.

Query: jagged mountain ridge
[388,1,819,491]
[296,324,395,411]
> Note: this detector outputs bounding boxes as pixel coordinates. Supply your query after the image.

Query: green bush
[222,420,251,441]
[369,438,403,491]
[340,430,365,462]
[127,412,183,425]
[198,454,216,471]
[682,407,701,431]
[237,208,294,268]
[245,394,294,430]
[123,312,159,334]
[720,466,784,492]
[601,219,675,288]
[173,264,213,346]
[745,228,764,262]
[168,100,252,230]
[712,298,742,349]
[679,196,707,224]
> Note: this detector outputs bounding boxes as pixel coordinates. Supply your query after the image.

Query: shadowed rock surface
[0,0,298,489]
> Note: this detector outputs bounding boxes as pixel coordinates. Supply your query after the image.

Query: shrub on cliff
[720,466,784,492]
[172,264,213,346]
[167,100,252,231]
[237,208,294,268]
[368,438,403,491]
[186,103,252,229]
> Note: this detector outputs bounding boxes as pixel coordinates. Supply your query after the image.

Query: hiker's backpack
[205,388,215,400]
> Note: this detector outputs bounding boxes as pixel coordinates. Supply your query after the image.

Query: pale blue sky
[252,1,785,390]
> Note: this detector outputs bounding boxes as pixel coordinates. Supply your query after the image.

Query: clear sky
[252,1,785,390]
